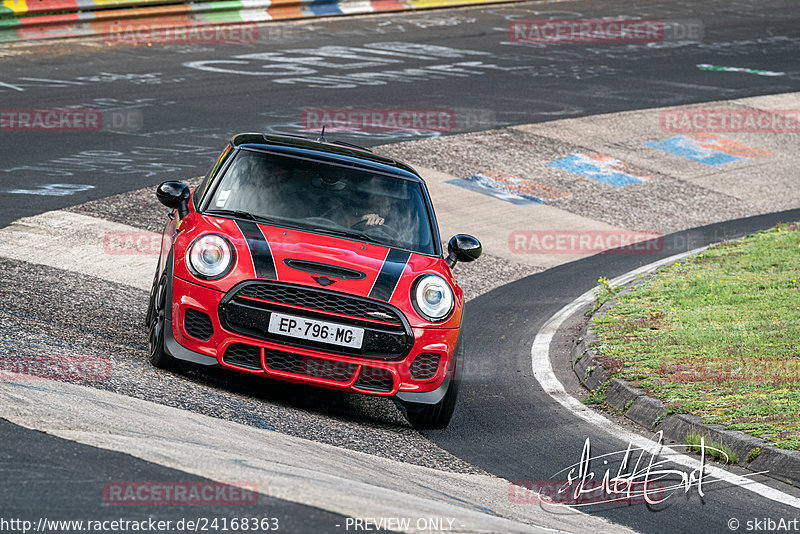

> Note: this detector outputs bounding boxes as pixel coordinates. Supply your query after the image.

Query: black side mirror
[447,234,482,268]
[156,181,191,219]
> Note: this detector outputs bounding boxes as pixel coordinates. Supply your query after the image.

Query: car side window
[194,144,234,209]
[211,151,282,214]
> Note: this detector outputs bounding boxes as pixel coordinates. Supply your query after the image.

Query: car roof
[231,133,423,182]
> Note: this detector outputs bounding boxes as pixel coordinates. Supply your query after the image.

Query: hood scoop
[283,258,367,281]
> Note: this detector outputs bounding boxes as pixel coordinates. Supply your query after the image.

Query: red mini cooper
[147,133,481,428]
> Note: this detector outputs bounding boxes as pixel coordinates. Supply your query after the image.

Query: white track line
[530,247,800,510]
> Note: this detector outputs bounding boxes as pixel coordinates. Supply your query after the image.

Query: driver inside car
[359,194,395,227]
[314,175,395,229]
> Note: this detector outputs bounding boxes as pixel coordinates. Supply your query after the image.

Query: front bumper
[166,275,459,397]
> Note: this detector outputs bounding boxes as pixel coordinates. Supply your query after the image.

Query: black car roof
[230,133,423,182]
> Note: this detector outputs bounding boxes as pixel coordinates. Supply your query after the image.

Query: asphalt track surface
[1,0,799,228]
[2,0,800,532]
[0,419,358,532]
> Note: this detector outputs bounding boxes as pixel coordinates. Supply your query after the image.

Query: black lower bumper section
[164,318,220,367]
[394,327,462,406]
[394,377,450,405]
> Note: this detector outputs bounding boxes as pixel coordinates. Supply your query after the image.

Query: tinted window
[194,144,234,209]
[206,149,436,255]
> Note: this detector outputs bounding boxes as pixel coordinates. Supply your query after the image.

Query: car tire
[148,272,176,370]
[397,344,462,430]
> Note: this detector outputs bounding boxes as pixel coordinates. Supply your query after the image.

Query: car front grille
[222,342,358,383]
[263,350,357,382]
[236,282,403,324]
[219,281,413,360]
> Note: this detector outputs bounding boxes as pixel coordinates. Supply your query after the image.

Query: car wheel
[397,345,462,430]
[148,273,176,370]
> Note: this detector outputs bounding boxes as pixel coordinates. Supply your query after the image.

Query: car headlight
[187,234,235,280]
[412,275,454,322]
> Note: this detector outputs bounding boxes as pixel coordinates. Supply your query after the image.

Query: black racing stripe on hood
[369,249,410,302]
[235,220,277,280]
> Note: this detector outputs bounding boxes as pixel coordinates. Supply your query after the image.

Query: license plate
[267,312,364,349]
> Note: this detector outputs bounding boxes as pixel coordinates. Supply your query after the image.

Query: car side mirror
[446,234,482,268]
[156,181,191,219]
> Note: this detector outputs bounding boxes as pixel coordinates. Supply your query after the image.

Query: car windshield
[205,149,436,255]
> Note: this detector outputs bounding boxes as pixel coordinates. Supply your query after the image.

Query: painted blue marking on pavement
[445,177,544,206]
[645,136,741,166]
[547,155,645,187]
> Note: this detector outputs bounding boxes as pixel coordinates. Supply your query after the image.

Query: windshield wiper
[311,227,380,244]
[205,210,384,244]
[204,209,278,224]
[204,209,255,220]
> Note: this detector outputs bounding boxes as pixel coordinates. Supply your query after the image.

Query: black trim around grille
[184,308,214,341]
[219,281,414,360]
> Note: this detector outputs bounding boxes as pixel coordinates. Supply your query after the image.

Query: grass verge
[591,223,800,450]
[588,276,622,315]
[685,432,737,464]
